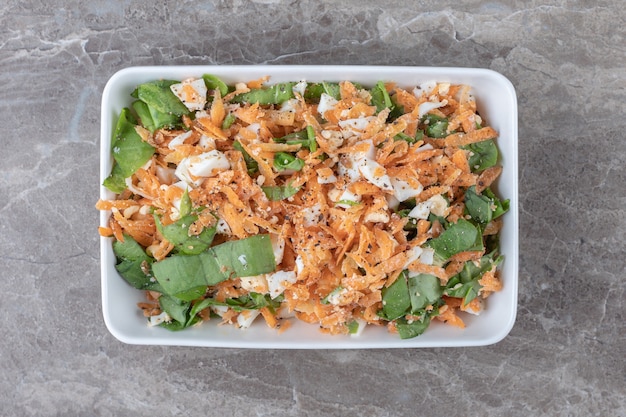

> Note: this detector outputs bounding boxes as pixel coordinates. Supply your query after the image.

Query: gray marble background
[1,1,624,416]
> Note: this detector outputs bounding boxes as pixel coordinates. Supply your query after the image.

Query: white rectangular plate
[100,65,518,348]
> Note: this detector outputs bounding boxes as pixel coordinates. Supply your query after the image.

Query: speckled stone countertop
[1,1,624,416]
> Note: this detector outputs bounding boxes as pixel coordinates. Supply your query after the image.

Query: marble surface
[1,1,625,415]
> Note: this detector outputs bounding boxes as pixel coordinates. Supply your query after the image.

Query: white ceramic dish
[100,65,518,348]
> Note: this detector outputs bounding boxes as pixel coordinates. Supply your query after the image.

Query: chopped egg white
[216,218,232,235]
[302,203,323,227]
[338,116,375,137]
[317,172,337,184]
[408,194,449,220]
[317,93,338,117]
[358,158,393,191]
[239,275,269,294]
[418,100,448,119]
[237,309,261,329]
[295,255,304,275]
[148,312,171,327]
[187,150,230,177]
[416,80,437,97]
[428,194,448,217]
[175,150,230,187]
[391,177,423,202]
[331,188,361,209]
[266,270,297,299]
[419,247,435,265]
[170,78,207,112]
[270,234,286,265]
[337,158,362,183]
[461,298,483,315]
[198,134,216,151]
[211,305,229,317]
[408,201,432,220]
[292,80,307,96]
[404,245,424,267]
[280,98,299,113]
[385,194,400,211]
[168,130,193,150]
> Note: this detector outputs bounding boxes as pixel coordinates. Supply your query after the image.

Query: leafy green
[483,187,510,220]
[179,188,192,218]
[202,74,229,97]
[464,186,494,224]
[130,80,191,132]
[380,271,411,320]
[102,162,127,194]
[226,292,283,313]
[321,286,344,305]
[396,315,432,339]
[112,235,161,292]
[273,152,304,172]
[445,251,503,305]
[422,114,449,138]
[132,99,180,132]
[394,128,423,144]
[132,80,191,117]
[388,96,405,121]
[346,320,360,334]
[463,139,498,172]
[371,81,393,114]
[426,218,484,261]
[152,234,276,300]
[407,273,443,312]
[104,108,155,192]
[261,183,300,201]
[231,82,296,105]
[303,82,341,102]
[274,126,317,152]
[233,141,259,175]
[154,213,217,256]
[394,132,417,144]
[159,294,191,324]
[336,199,361,207]
[464,186,509,225]
[222,113,236,129]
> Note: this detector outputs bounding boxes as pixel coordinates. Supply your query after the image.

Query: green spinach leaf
[371,81,393,114]
[132,80,191,117]
[231,82,296,105]
[303,82,341,102]
[152,234,276,300]
[407,273,443,312]
[462,139,498,172]
[261,183,300,201]
[112,235,161,291]
[155,213,217,255]
[380,271,411,320]
[104,108,155,192]
[426,218,484,261]
[422,114,449,138]
[273,152,304,172]
[202,74,229,97]
[396,315,432,339]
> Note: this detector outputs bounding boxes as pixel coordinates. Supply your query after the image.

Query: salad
[97,74,509,339]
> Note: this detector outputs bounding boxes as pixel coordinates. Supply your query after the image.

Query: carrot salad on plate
[97,74,509,339]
